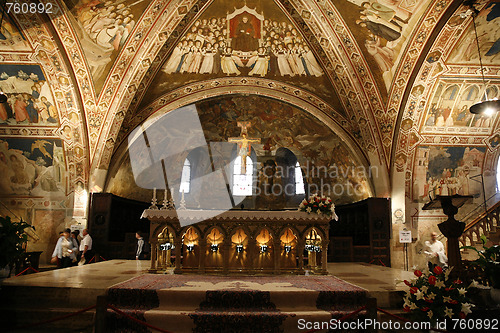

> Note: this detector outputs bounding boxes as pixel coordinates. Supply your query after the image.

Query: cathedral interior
[0,0,500,331]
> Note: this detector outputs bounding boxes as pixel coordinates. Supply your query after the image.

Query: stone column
[248,237,256,274]
[321,240,329,275]
[149,242,157,272]
[223,239,231,274]
[198,238,206,274]
[297,240,305,274]
[174,238,182,274]
[273,239,281,274]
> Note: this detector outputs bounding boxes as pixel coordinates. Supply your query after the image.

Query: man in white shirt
[424,232,448,269]
[79,229,93,264]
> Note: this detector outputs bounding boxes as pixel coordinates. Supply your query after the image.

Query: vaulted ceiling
[1,0,500,214]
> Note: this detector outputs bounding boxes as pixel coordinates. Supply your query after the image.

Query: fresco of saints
[232,16,259,52]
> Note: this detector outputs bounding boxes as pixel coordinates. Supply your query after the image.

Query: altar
[141,209,330,275]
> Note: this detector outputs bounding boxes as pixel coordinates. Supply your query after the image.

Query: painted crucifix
[228,121,260,174]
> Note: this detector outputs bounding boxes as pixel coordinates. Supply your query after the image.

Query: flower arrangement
[298,194,338,220]
[402,266,474,323]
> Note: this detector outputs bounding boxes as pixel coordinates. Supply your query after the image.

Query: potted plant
[462,235,500,303]
[0,216,31,278]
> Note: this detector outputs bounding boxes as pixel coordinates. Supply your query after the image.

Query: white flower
[427,292,436,300]
[415,290,424,300]
[458,288,467,296]
[461,303,474,316]
[444,307,454,318]
[427,310,433,319]
[420,285,428,293]
[443,296,452,303]
[299,203,305,209]
[435,280,445,288]
[444,267,453,280]
[319,202,324,207]
[410,302,418,310]
[306,207,312,213]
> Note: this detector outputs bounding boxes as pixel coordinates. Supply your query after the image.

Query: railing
[435,192,500,246]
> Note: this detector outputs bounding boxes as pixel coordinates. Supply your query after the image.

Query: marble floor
[2,260,413,299]
[1,259,150,289]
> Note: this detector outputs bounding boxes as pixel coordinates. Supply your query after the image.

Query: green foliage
[0,216,31,269]
[461,236,500,288]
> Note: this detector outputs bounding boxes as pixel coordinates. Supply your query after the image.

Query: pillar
[273,239,281,274]
[223,239,231,274]
[248,237,256,274]
[174,238,182,274]
[149,242,157,272]
[297,240,305,274]
[321,240,329,275]
[198,238,206,274]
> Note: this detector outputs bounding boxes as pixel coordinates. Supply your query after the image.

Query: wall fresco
[0,64,58,126]
[145,0,341,110]
[0,138,65,197]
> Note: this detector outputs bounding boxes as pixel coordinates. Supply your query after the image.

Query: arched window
[233,156,253,196]
[179,159,191,193]
[295,161,305,194]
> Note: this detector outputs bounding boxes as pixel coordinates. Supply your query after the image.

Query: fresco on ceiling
[448,2,500,65]
[145,0,342,113]
[107,95,372,205]
[65,0,150,93]
[422,80,499,134]
[412,146,485,202]
[0,11,31,51]
[0,138,65,197]
[335,0,430,93]
[0,64,58,126]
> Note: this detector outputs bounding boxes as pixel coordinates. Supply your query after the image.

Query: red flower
[454,279,462,284]
[449,300,458,304]
[459,312,466,319]
[428,275,436,285]
[403,306,411,312]
[433,266,443,275]
[445,287,454,291]
[404,280,412,287]
[414,270,422,277]
[421,307,429,312]
[328,199,331,202]
[424,298,433,303]
[313,205,318,208]
[410,287,418,294]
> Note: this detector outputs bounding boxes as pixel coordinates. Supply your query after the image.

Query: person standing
[79,229,93,265]
[136,232,145,260]
[51,228,78,268]
[424,232,448,269]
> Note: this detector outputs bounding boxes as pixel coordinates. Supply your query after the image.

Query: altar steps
[104,274,370,333]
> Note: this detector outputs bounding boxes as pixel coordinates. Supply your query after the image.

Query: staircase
[104,274,370,333]
[457,195,500,260]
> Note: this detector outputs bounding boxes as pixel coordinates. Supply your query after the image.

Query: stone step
[106,308,370,333]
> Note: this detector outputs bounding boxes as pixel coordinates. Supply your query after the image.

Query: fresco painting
[448,2,500,65]
[107,95,372,204]
[0,12,31,51]
[0,138,65,197]
[65,0,149,93]
[335,0,430,93]
[146,0,341,110]
[422,81,499,133]
[0,64,58,126]
[412,146,485,202]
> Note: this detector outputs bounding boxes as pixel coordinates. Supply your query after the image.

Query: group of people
[0,85,58,125]
[162,15,323,77]
[74,0,135,51]
[425,103,491,128]
[51,228,93,268]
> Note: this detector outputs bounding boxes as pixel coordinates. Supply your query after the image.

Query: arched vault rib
[91,0,387,181]
[110,81,382,197]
